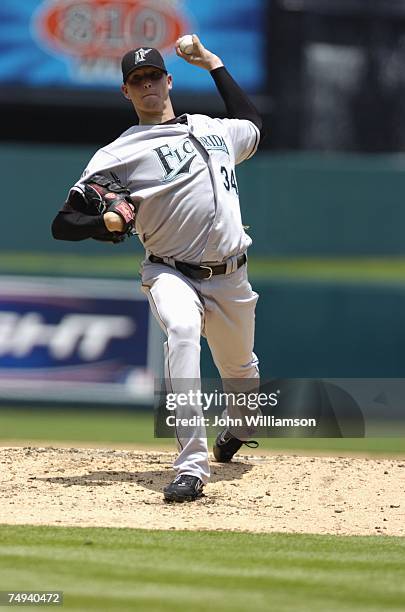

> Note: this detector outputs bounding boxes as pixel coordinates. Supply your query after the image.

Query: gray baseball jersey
[71,114,259,263]
[72,113,260,483]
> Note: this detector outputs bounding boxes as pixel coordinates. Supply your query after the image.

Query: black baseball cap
[121,47,167,82]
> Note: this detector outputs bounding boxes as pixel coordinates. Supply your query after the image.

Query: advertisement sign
[0,0,265,92]
[0,276,162,404]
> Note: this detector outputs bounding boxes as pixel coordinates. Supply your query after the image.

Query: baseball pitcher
[52,35,263,502]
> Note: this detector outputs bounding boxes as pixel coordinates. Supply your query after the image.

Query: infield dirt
[1,447,404,536]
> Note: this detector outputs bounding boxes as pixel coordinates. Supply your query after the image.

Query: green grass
[0,252,144,278]
[0,409,165,447]
[0,525,404,612]
[2,252,405,283]
[250,256,405,283]
[0,409,404,455]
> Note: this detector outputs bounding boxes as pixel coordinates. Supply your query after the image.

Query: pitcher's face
[122,68,172,114]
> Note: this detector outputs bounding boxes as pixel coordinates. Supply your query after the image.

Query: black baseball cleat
[163,474,204,502]
[213,429,259,463]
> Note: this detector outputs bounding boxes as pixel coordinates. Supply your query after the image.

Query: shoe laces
[243,440,259,449]
[220,430,258,449]
[174,474,200,486]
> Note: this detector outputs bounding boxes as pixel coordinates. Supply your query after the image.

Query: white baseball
[179,35,194,55]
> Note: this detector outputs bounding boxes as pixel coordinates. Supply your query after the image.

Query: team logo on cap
[134,48,152,64]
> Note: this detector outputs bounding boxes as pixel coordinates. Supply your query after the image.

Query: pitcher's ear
[121,83,130,100]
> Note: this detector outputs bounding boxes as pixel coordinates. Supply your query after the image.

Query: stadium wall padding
[1,143,405,255]
[202,279,405,378]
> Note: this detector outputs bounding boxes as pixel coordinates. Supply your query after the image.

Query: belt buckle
[200,265,213,280]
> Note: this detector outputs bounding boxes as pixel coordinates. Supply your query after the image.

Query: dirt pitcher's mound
[1,447,404,536]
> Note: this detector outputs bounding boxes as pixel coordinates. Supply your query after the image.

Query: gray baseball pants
[141,256,259,483]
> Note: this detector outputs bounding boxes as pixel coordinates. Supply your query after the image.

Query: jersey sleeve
[70,148,126,197]
[216,118,260,165]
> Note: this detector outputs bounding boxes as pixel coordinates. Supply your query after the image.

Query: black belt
[149,253,247,280]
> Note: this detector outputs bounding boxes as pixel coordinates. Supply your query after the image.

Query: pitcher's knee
[169,320,201,344]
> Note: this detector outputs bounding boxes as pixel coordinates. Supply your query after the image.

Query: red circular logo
[35,0,190,58]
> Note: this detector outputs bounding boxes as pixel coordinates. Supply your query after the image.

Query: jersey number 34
[221,166,239,195]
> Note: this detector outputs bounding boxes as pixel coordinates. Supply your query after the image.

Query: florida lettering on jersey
[197,134,229,155]
[153,139,197,183]
[153,133,230,183]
